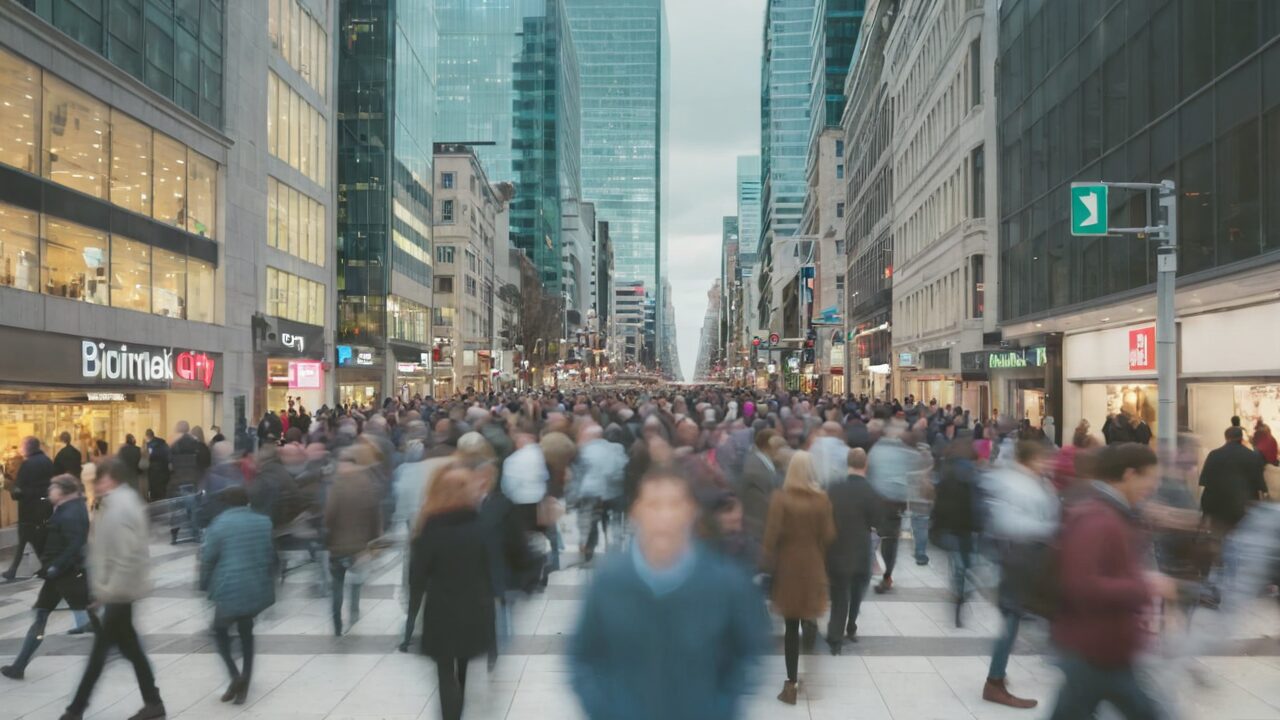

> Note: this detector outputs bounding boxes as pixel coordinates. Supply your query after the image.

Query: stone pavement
[0,527,1278,720]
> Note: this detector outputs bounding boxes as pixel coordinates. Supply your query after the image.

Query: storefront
[336,344,382,406]
[252,314,328,417]
[970,344,1049,426]
[391,344,432,402]
[0,327,221,527]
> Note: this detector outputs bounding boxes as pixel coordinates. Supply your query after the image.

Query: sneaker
[127,702,167,720]
[777,680,798,705]
[915,556,930,566]
[1,665,24,680]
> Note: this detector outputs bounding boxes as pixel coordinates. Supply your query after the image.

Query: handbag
[536,496,564,529]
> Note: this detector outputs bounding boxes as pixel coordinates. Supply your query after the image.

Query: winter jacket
[1200,441,1267,530]
[53,444,82,481]
[145,439,171,500]
[200,507,276,619]
[1052,485,1151,668]
[40,496,89,578]
[931,457,982,538]
[86,485,151,603]
[762,487,836,619]
[825,473,879,577]
[13,450,54,524]
[324,466,383,557]
[983,463,1060,542]
[116,443,143,490]
[736,449,778,550]
[570,544,768,720]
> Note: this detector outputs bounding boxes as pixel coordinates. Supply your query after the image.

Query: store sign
[1128,327,1155,372]
[288,360,323,389]
[898,352,916,367]
[252,314,325,358]
[82,341,216,389]
[337,345,377,367]
[988,346,1047,369]
[282,333,306,353]
[86,392,127,402]
[396,362,420,373]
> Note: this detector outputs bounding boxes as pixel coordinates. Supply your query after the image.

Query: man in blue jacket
[570,469,769,720]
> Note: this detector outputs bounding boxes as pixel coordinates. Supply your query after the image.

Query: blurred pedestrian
[200,486,275,705]
[1,475,96,680]
[62,458,165,720]
[570,469,768,720]
[982,439,1059,709]
[143,429,170,504]
[931,432,983,627]
[762,451,836,704]
[412,463,518,720]
[53,431,82,481]
[117,434,143,493]
[737,429,781,554]
[867,420,926,593]
[325,443,383,635]
[824,448,878,652]
[1048,443,1173,719]
[3,437,53,582]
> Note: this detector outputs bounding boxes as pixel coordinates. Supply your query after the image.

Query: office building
[511,0,580,296]
[563,0,668,364]
[336,0,437,403]
[996,0,1280,449]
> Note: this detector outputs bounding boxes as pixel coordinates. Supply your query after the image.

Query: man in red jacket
[1048,442,1176,720]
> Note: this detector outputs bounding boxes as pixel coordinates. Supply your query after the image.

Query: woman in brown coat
[762,450,836,705]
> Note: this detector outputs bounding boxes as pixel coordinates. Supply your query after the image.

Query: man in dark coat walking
[736,429,781,554]
[4,437,54,581]
[53,432,82,482]
[824,448,879,652]
[1200,426,1267,533]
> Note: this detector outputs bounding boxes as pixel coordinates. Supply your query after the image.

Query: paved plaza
[1,528,1279,720]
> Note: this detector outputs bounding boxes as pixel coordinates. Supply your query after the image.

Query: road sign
[1070,183,1109,236]
[752,336,761,347]
[768,332,780,346]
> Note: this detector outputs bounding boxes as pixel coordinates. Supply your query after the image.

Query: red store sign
[1128,327,1155,372]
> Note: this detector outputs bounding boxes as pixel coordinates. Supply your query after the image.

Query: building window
[268,70,326,187]
[435,275,454,294]
[268,0,327,99]
[152,133,187,229]
[0,205,38,292]
[836,164,845,180]
[970,254,985,319]
[110,111,152,215]
[440,199,455,223]
[835,139,844,158]
[441,172,455,189]
[436,245,455,264]
[187,151,216,238]
[835,273,845,294]
[465,275,477,296]
[837,202,845,218]
[466,250,477,272]
[153,248,187,318]
[433,306,455,327]
[188,257,215,323]
[43,75,109,200]
[267,266,324,326]
[110,236,151,313]
[0,51,41,174]
[969,38,981,108]
[42,217,108,304]
[388,295,429,344]
[970,144,985,219]
[267,175,325,266]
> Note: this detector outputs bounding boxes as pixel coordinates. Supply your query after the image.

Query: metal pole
[1155,180,1178,453]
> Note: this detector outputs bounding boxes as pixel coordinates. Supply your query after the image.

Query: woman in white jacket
[980,439,1059,710]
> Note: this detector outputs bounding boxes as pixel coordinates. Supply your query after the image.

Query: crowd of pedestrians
[0,387,1277,719]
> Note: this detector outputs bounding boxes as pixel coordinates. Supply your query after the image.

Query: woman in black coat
[929,432,982,627]
[411,462,524,720]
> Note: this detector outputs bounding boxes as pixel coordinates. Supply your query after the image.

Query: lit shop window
[268,71,326,187]
[110,235,151,313]
[0,205,38,292]
[42,75,108,199]
[267,266,325,326]
[0,50,40,174]
[110,110,152,215]
[42,217,108,305]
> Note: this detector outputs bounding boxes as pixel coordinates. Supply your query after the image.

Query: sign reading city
[1128,326,1156,372]
[1070,183,1109,236]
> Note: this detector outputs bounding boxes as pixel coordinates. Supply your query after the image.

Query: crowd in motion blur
[2,387,1279,720]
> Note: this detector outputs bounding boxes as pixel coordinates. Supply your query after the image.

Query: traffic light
[752,336,761,348]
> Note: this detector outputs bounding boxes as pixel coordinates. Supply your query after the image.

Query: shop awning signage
[986,346,1047,369]
[288,361,323,389]
[1128,327,1155,372]
[0,327,223,392]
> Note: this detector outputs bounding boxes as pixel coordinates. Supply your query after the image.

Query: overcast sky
[667,0,765,381]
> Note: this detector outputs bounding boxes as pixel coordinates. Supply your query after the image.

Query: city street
[2,526,1280,720]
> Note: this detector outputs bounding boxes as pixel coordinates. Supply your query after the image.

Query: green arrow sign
[1070,183,1109,236]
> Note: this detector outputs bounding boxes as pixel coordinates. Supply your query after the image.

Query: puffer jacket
[200,506,277,619]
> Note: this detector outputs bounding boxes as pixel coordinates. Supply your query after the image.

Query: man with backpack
[1047,443,1176,719]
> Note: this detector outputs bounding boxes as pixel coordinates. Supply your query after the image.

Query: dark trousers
[1048,651,1159,720]
[435,656,470,720]
[213,615,255,684]
[4,523,42,577]
[12,572,98,673]
[783,618,801,682]
[826,571,871,643]
[402,578,425,646]
[68,603,161,714]
[329,555,363,634]
[881,532,900,579]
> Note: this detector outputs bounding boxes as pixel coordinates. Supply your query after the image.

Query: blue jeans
[1049,651,1159,720]
[988,610,1021,680]
[909,507,930,563]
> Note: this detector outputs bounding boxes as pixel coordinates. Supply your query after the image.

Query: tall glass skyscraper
[511,0,581,295]
[809,0,864,140]
[563,0,667,343]
[761,0,814,250]
[435,0,525,182]
[737,155,763,268]
[336,0,438,398]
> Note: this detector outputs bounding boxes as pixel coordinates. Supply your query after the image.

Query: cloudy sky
[666,0,766,381]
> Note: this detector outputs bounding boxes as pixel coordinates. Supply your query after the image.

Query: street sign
[1070,183,1109,236]
[768,332,780,346]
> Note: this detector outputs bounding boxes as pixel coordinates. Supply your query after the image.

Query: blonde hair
[783,450,822,493]
[415,462,477,534]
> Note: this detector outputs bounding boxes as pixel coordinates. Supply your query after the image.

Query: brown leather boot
[777,679,798,705]
[982,678,1037,709]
